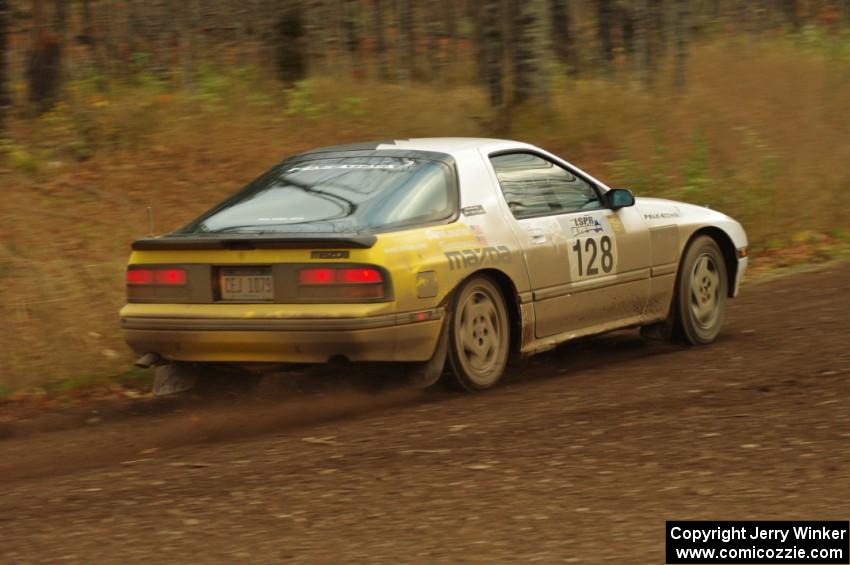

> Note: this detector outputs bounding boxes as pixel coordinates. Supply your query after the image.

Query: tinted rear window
[179,156,456,234]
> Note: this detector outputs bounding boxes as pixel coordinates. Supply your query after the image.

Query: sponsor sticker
[607,214,626,234]
[445,246,511,270]
[461,205,486,217]
[644,210,681,220]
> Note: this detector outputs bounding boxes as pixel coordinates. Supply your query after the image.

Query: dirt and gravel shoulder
[1,263,848,563]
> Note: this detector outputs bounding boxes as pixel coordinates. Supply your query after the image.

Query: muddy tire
[447,275,510,391]
[673,235,728,344]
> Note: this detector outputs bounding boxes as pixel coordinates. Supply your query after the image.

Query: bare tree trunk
[550,0,577,76]
[619,3,636,64]
[480,0,502,108]
[0,0,9,137]
[305,0,328,73]
[54,0,68,78]
[79,0,106,82]
[126,0,139,59]
[635,0,647,86]
[319,0,342,71]
[274,3,307,83]
[734,0,750,35]
[597,0,615,72]
[635,0,653,89]
[396,0,413,82]
[27,0,62,113]
[441,0,456,61]
[54,0,68,44]
[783,0,801,32]
[103,0,115,74]
[426,0,441,79]
[512,0,547,105]
[343,0,362,78]
[673,0,689,93]
[372,0,389,79]
[176,0,196,92]
[649,0,666,61]
[473,0,487,83]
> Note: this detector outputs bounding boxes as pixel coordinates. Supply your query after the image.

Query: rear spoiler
[131,234,377,251]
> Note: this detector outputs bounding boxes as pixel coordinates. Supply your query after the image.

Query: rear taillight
[126,268,154,285]
[127,267,187,286]
[299,267,384,285]
[298,268,336,285]
[298,266,387,300]
[155,269,187,285]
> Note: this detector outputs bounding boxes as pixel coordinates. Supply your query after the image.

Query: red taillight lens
[155,268,187,285]
[298,267,383,285]
[338,268,383,284]
[127,267,186,286]
[127,268,154,285]
[299,268,336,285]
[297,266,387,301]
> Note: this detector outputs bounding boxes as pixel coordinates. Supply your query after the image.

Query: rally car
[121,138,748,394]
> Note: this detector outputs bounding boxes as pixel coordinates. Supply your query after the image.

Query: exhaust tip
[135,352,164,369]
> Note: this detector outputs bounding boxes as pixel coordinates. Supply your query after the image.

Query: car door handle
[528,231,547,244]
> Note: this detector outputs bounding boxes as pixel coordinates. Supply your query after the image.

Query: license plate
[219,268,273,301]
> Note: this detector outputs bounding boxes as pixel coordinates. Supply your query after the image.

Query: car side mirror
[606,188,635,210]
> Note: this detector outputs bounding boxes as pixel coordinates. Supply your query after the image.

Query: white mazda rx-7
[122,138,748,394]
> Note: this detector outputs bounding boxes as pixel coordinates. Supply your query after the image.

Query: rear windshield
[178,156,457,234]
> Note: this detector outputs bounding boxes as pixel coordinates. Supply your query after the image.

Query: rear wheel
[674,236,728,344]
[447,276,510,391]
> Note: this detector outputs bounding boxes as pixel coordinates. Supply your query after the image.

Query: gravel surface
[2,263,849,563]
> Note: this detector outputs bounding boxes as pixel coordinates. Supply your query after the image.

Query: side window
[490,152,603,219]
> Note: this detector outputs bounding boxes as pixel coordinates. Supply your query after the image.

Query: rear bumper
[121,310,444,363]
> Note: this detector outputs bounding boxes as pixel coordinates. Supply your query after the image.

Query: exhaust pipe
[135,352,164,369]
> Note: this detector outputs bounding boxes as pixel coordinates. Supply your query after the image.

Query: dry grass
[1,37,849,392]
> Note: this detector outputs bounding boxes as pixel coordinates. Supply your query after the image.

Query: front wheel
[447,276,510,391]
[674,236,728,344]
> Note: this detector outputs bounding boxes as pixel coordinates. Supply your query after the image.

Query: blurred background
[0,0,848,393]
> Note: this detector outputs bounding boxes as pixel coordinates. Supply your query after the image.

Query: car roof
[301,137,536,158]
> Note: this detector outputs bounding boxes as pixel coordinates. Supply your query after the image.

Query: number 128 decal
[570,235,617,279]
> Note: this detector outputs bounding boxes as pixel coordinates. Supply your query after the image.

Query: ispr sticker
[569,215,605,237]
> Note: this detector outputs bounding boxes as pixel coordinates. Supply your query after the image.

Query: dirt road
[2,264,849,563]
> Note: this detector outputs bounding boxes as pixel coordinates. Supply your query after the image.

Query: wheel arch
[687,226,738,297]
